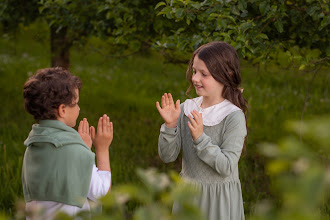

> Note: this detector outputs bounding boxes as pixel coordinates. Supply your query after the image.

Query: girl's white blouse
[183,96,241,126]
[25,164,111,219]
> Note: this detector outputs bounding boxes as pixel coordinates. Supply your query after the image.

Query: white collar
[184,96,241,126]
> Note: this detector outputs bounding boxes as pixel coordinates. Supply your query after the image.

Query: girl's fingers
[191,111,200,124]
[191,111,203,124]
[175,99,181,110]
[187,121,194,131]
[156,101,162,112]
[165,93,169,106]
[168,93,174,106]
[188,115,197,127]
[161,95,165,108]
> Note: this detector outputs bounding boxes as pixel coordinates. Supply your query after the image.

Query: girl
[156,41,248,220]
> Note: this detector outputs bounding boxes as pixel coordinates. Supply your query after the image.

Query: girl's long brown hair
[186,41,248,115]
[186,41,249,150]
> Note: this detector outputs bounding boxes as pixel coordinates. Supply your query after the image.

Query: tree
[0,0,160,69]
[154,0,330,69]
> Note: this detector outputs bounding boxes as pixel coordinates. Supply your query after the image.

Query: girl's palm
[156,93,181,127]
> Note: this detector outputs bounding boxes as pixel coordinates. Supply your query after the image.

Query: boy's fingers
[90,126,95,140]
[78,120,83,133]
[84,118,89,133]
[110,122,113,132]
[110,122,113,137]
[97,117,103,133]
[106,116,110,133]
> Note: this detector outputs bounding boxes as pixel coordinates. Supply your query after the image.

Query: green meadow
[0,22,329,217]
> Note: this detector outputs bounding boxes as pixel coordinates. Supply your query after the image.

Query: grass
[0,21,329,217]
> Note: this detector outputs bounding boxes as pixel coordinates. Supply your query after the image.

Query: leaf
[256,33,269,40]
[210,13,219,18]
[186,17,191,25]
[259,1,270,16]
[155,2,166,10]
[274,20,283,33]
[319,15,330,31]
[165,7,172,19]
[231,6,240,16]
[191,2,201,9]
[175,8,184,18]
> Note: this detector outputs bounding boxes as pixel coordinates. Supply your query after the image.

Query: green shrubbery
[0,22,329,218]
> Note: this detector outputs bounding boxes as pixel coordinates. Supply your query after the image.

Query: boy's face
[64,89,80,128]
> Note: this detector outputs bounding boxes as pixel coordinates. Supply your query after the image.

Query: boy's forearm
[95,149,111,172]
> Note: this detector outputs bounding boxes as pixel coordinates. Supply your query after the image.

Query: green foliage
[1,0,161,58]
[98,168,205,220]
[0,0,39,32]
[154,0,330,67]
[249,117,330,219]
[38,0,100,42]
[0,21,329,218]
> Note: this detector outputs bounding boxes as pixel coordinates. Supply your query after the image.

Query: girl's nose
[192,73,199,83]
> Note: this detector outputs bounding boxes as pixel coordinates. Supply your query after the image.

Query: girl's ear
[57,104,66,118]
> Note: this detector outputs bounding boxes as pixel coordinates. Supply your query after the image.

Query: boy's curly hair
[23,67,82,122]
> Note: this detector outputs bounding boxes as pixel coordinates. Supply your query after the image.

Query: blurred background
[0,0,329,219]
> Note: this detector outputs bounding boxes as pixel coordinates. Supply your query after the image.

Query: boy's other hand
[91,114,113,151]
[78,118,92,148]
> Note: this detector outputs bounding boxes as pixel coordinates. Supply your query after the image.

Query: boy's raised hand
[156,93,181,128]
[90,114,113,172]
[90,114,113,151]
[78,118,92,148]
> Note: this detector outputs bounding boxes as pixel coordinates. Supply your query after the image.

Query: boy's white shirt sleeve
[88,164,111,201]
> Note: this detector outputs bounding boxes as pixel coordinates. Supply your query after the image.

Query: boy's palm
[78,118,93,148]
[91,114,113,151]
[156,93,181,127]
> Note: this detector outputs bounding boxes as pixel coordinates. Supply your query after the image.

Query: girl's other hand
[156,93,181,128]
[187,110,203,140]
[91,114,113,152]
[78,118,92,148]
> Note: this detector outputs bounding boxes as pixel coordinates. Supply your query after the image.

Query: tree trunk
[50,26,72,69]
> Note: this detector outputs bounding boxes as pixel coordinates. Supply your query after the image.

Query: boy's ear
[57,104,66,118]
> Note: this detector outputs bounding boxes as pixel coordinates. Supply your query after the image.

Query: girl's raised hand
[187,110,203,140]
[78,118,92,148]
[156,93,181,128]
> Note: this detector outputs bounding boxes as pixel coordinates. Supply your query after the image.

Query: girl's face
[192,55,224,103]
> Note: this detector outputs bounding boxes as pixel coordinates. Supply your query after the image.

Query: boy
[22,67,113,219]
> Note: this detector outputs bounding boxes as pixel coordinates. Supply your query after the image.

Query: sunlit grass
[0,21,329,217]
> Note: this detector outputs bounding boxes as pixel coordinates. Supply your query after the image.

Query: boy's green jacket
[22,120,95,208]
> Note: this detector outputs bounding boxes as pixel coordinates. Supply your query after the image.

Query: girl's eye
[202,73,207,76]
